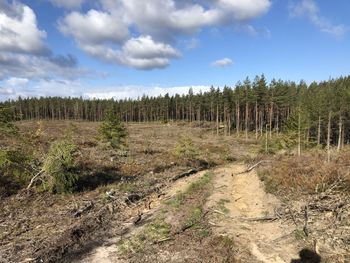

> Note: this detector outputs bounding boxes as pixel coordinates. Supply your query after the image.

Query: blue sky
[0,0,349,100]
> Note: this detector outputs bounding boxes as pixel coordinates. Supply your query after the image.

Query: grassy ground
[0,121,256,263]
[116,172,237,263]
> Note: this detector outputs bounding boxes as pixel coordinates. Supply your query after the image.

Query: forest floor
[0,122,349,262]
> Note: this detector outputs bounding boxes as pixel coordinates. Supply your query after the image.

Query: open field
[0,121,257,262]
[0,121,349,262]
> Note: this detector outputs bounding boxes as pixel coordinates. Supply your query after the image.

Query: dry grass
[258,150,350,196]
[0,121,256,263]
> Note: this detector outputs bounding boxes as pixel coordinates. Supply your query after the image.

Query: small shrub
[0,148,32,196]
[0,106,17,138]
[41,140,78,193]
[173,137,199,160]
[98,109,127,150]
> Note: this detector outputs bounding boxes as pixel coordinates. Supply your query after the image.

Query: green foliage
[0,148,32,196]
[173,137,199,160]
[165,172,213,209]
[0,106,17,137]
[98,109,127,150]
[41,140,78,193]
[184,206,203,228]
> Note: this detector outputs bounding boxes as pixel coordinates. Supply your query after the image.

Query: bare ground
[206,164,302,262]
[75,164,310,263]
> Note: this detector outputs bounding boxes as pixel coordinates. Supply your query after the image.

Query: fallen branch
[171,168,199,182]
[237,160,272,175]
[154,237,174,244]
[27,170,44,189]
[303,205,309,237]
[72,201,93,217]
[244,216,279,222]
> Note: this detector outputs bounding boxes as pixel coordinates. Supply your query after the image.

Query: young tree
[99,109,128,149]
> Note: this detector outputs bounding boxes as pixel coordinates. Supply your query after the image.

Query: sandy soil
[76,163,304,263]
[206,164,301,262]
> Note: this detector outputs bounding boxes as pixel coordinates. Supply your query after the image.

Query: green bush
[0,106,18,139]
[173,137,199,160]
[98,110,127,150]
[0,148,32,196]
[41,140,78,193]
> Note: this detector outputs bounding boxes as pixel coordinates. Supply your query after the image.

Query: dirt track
[206,164,301,262]
[76,163,304,263]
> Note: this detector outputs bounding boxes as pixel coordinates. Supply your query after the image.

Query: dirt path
[75,169,210,263]
[206,164,301,262]
[76,163,302,262]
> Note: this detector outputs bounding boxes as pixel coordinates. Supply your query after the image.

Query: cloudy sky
[0,0,349,101]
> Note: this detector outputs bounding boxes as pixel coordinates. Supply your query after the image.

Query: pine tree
[99,109,128,149]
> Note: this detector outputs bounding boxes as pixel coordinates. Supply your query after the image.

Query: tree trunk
[317,115,321,146]
[255,101,258,140]
[216,104,219,135]
[327,111,332,162]
[236,103,240,135]
[269,102,273,139]
[298,109,301,157]
[245,101,248,140]
[337,115,342,152]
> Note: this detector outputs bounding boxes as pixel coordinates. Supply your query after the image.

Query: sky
[0,0,349,101]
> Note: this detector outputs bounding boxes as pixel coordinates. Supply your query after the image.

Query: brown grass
[258,150,350,196]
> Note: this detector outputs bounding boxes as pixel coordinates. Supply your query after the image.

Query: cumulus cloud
[211,58,233,67]
[0,79,211,101]
[83,85,211,100]
[48,0,85,9]
[0,0,48,54]
[0,53,89,80]
[59,0,272,69]
[289,0,347,37]
[0,86,14,95]
[58,9,129,45]
[6,77,29,87]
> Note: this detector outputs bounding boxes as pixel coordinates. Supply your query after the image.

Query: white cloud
[0,53,90,80]
[59,0,272,69]
[49,0,85,9]
[184,38,200,50]
[234,24,271,37]
[289,0,347,37]
[0,1,47,54]
[211,58,234,67]
[6,77,29,87]
[84,85,211,100]
[59,9,129,45]
[0,86,14,95]
[0,78,211,101]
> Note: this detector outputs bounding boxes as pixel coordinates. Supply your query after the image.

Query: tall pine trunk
[216,104,219,135]
[245,101,248,140]
[317,115,321,146]
[337,115,342,152]
[297,109,301,157]
[327,111,332,162]
[236,103,240,135]
[255,101,258,140]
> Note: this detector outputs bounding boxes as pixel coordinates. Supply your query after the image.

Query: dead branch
[236,160,271,175]
[154,237,174,244]
[303,205,309,237]
[244,216,279,222]
[171,168,199,182]
[72,201,93,217]
[27,170,44,189]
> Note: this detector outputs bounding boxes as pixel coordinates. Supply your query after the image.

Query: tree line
[1,74,350,148]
